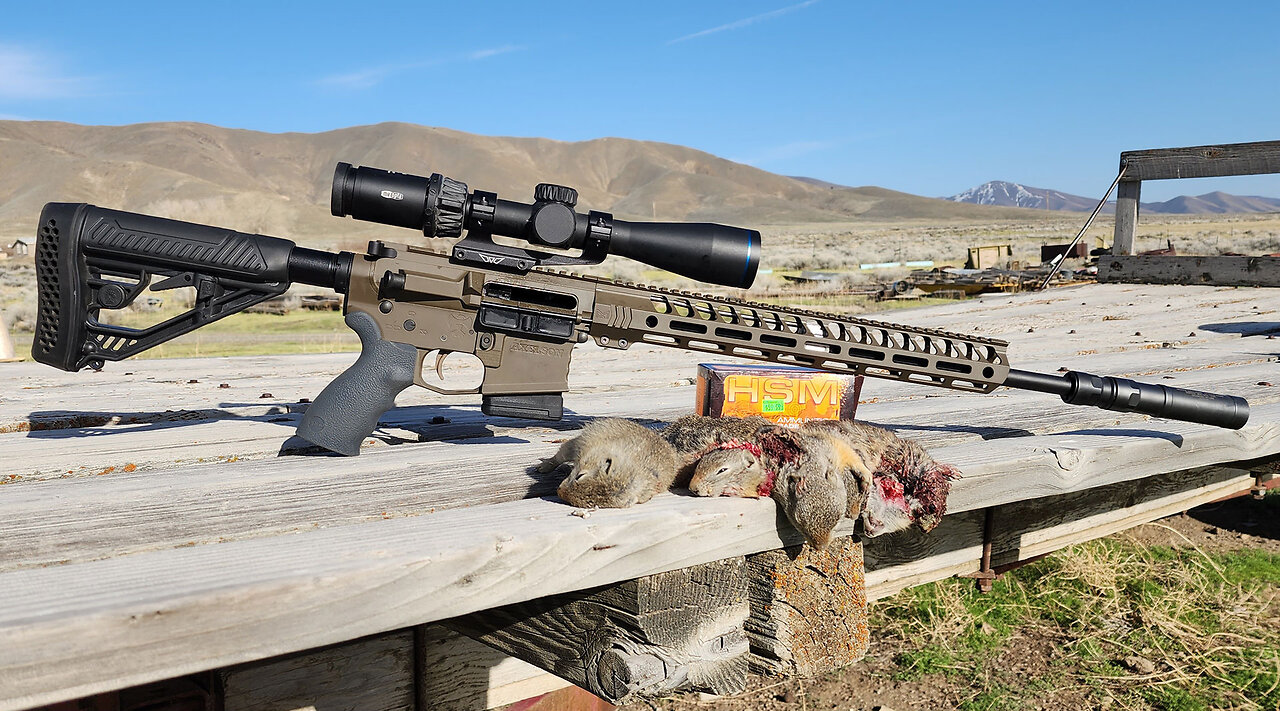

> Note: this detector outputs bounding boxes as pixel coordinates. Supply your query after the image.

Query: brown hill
[0,120,1039,247]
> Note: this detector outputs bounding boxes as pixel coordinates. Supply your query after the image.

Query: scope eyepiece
[329,162,761,288]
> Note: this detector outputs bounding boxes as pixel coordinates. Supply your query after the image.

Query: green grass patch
[874,538,1280,711]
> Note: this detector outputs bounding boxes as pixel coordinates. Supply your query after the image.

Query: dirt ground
[614,490,1278,711]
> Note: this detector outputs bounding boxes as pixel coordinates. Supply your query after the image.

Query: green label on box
[762,398,785,413]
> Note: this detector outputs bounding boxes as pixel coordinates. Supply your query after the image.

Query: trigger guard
[414,349,482,395]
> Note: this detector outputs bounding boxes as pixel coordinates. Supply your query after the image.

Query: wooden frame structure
[1113,139,1280,255]
[3,282,1278,711]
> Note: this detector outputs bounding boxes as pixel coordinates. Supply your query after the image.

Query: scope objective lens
[330,163,434,231]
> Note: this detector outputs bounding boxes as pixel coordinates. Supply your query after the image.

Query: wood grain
[1112,180,1141,255]
[220,630,413,711]
[746,537,869,677]
[449,558,749,703]
[418,626,571,711]
[1098,256,1280,288]
[1119,140,1280,181]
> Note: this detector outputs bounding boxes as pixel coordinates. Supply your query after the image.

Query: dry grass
[876,506,1280,710]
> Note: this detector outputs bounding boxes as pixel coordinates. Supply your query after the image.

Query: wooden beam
[447,557,749,704]
[417,627,572,711]
[1120,140,1280,181]
[220,630,414,711]
[860,466,1254,600]
[1112,179,1141,255]
[746,536,869,678]
[1097,255,1280,288]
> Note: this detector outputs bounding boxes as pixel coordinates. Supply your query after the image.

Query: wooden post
[745,536,869,678]
[1113,179,1141,255]
[448,557,750,705]
[417,626,572,711]
[220,630,415,711]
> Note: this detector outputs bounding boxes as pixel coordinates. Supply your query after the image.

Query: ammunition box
[696,363,863,425]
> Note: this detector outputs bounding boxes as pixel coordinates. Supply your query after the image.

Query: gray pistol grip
[296,311,417,456]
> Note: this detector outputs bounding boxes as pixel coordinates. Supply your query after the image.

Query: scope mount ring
[449,225,611,273]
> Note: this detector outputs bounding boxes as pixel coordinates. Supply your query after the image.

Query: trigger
[433,351,448,380]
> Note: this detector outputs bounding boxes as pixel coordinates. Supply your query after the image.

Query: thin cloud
[668,0,819,44]
[467,45,523,61]
[317,45,526,90]
[0,45,92,99]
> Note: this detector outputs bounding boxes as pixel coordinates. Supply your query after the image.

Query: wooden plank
[448,557,749,704]
[234,466,1255,711]
[863,510,988,601]
[745,536,869,677]
[937,401,1280,514]
[6,343,1277,486]
[418,627,571,711]
[0,493,820,711]
[861,466,1255,600]
[1120,140,1280,181]
[1098,255,1280,288]
[990,467,1254,566]
[5,394,1277,711]
[6,397,1277,579]
[220,630,413,711]
[1112,179,1141,255]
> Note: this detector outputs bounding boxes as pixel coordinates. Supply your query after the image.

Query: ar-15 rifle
[31,163,1249,455]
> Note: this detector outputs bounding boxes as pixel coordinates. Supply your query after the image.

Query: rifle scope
[330,162,760,289]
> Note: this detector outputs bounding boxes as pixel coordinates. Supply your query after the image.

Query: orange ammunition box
[696,363,864,425]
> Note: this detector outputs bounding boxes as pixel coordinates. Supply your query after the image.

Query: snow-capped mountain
[946,181,1098,211]
[948,180,1280,214]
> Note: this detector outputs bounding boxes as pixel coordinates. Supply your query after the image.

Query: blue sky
[2,1,1278,201]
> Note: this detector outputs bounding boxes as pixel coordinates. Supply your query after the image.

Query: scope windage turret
[330,162,760,288]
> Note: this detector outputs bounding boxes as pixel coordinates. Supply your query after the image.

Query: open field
[4,211,1278,361]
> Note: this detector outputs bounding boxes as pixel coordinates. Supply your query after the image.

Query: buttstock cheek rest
[296,311,417,455]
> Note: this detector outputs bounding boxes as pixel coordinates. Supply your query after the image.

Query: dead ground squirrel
[539,418,679,508]
[754,426,849,549]
[801,419,959,536]
[661,414,772,487]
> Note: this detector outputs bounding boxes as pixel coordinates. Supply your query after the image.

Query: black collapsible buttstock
[32,203,296,371]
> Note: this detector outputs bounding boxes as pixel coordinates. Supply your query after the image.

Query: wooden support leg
[417,625,571,711]
[448,557,750,705]
[745,536,869,678]
[220,631,414,711]
[1113,179,1141,255]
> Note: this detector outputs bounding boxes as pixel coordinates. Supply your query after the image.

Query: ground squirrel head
[689,440,774,497]
[556,448,661,509]
[783,467,847,549]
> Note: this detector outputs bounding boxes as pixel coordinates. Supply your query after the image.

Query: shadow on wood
[448,558,749,704]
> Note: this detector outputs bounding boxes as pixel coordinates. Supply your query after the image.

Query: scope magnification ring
[426,174,468,238]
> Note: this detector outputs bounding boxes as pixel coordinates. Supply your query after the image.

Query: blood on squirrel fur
[800,419,960,537]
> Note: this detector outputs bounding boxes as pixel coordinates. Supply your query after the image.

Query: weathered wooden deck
[2,282,1277,711]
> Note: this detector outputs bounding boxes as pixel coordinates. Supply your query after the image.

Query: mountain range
[947,180,1280,214]
[0,121,1040,246]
